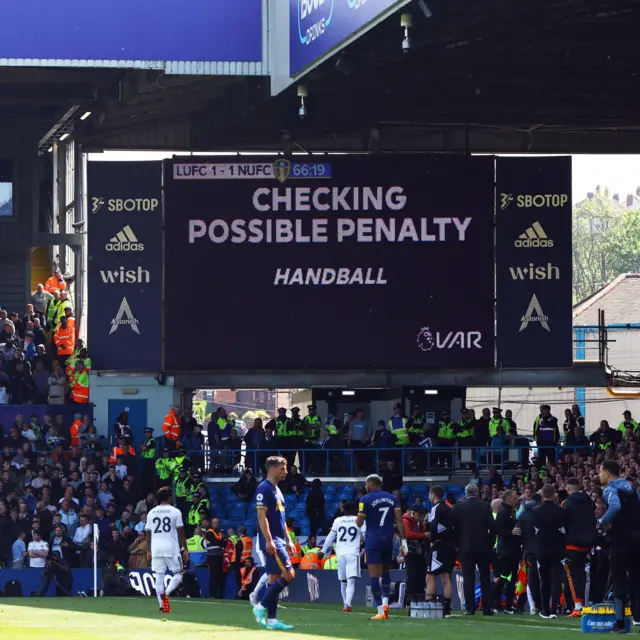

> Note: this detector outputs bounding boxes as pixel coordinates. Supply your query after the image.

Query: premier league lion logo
[274,159,291,184]
[416,327,435,352]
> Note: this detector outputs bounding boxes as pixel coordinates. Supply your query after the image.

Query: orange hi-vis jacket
[300,551,321,570]
[45,275,66,294]
[162,409,181,442]
[109,444,135,464]
[240,566,256,587]
[54,325,75,356]
[69,419,82,446]
[71,369,90,404]
[239,536,254,562]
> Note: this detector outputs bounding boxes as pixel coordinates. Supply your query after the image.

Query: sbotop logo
[500,193,569,209]
[416,326,482,351]
[298,0,334,46]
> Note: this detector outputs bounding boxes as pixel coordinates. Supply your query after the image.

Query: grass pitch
[0,597,582,640]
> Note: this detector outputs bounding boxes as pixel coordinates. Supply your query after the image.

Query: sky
[89,151,640,204]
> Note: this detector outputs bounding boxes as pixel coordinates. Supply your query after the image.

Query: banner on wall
[290,0,411,77]
[163,155,496,371]
[0,1,262,63]
[495,156,573,368]
[87,161,163,371]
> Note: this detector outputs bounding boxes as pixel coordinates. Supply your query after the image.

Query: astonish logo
[298,0,334,45]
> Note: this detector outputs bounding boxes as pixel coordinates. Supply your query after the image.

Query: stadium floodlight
[401,13,413,53]
[424,389,438,395]
[342,390,356,396]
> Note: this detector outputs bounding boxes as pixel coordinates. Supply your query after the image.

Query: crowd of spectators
[0,269,91,406]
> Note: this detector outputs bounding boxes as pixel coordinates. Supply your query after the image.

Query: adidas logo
[514,222,554,248]
[105,225,144,252]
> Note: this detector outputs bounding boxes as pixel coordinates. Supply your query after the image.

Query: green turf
[0,598,582,640]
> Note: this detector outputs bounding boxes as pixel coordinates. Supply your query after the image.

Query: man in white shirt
[318,502,365,612]
[28,531,49,568]
[146,486,189,613]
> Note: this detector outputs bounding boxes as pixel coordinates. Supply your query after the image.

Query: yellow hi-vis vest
[387,417,409,445]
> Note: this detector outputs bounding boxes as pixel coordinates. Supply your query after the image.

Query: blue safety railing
[201,444,596,478]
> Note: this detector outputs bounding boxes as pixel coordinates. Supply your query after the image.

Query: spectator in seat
[284,464,308,497]
[1,321,15,344]
[231,468,257,502]
[22,331,36,360]
[223,428,242,468]
[47,361,66,405]
[182,423,204,471]
[32,284,54,322]
[128,530,149,569]
[31,318,47,347]
[9,358,33,404]
[6,427,24,451]
[12,530,27,568]
[382,459,403,493]
[181,407,198,438]
[57,500,79,538]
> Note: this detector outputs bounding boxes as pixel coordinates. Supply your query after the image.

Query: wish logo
[298,0,334,45]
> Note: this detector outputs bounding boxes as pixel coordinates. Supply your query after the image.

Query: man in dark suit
[452,483,495,615]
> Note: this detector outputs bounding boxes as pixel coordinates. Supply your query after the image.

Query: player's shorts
[264,537,293,576]
[365,539,393,566]
[337,554,361,580]
[151,555,183,574]
[427,544,456,575]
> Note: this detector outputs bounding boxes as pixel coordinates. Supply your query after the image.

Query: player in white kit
[318,502,365,611]
[145,486,189,613]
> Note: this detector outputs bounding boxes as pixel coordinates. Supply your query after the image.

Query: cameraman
[37,549,73,596]
[600,460,640,632]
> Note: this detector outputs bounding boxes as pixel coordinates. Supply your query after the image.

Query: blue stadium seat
[448,484,463,495]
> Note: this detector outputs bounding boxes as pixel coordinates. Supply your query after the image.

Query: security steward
[387,403,409,446]
[140,427,156,494]
[563,477,597,616]
[237,556,259,600]
[206,516,227,599]
[489,407,508,438]
[532,484,566,619]
[493,489,522,613]
[109,436,135,466]
[533,405,560,465]
[155,449,174,489]
[289,407,305,470]
[186,491,210,538]
[175,466,192,517]
[407,407,426,446]
[436,410,456,468]
[402,503,428,603]
[455,408,476,447]
[267,408,294,466]
[187,525,207,567]
[599,460,640,632]
[303,404,322,473]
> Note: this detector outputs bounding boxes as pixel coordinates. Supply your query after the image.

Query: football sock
[381,571,390,606]
[346,578,356,607]
[260,576,288,609]
[166,573,183,596]
[340,581,347,606]
[155,571,166,607]
[370,576,382,607]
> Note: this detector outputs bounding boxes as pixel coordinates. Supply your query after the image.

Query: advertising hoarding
[0,0,262,63]
[290,0,411,77]
[496,156,573,368]
[87,161,163,371]
[164,155,495,371]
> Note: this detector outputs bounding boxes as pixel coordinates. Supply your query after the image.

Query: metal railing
[202,443,594,478]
